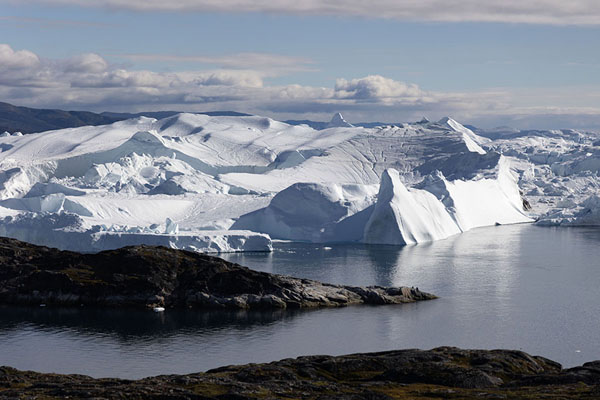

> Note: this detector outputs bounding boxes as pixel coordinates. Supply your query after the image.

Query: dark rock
[1,347,599,399]
[0,236,435,309]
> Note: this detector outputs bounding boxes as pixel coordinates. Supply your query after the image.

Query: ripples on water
[1,224,600,378]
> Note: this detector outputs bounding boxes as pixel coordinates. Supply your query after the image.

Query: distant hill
[1,101,405,134]
[0,102,120,134]
[0,102,252,134]
[101,110,252,120]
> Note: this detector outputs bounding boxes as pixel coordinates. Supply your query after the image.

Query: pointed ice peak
[437,117,486,155]
[437,116,473,135]
[326,112,354,128]
[437,116,469,132]
[417,116,430,124]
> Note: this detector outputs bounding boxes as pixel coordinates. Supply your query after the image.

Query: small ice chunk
[165,217,179,234]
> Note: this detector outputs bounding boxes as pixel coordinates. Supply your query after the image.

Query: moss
[62,267,103,285]
[245,387,274,398]
[371,382,599,400]
[342,369,384,381]
[188,382,229,396]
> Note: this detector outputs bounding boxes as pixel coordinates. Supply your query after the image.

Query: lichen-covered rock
[1,347,599,399]
[0,236,435,309]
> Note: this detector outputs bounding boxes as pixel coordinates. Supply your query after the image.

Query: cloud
[0,44,40,69]
[6,0,600,25]
[2,44,600,130]
[194,71,264,88]
[63,53,109,73]
[334,75,428,103]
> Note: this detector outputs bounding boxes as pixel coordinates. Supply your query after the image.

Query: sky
[1,0,600,129]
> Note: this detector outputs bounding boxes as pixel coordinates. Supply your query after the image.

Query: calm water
[2,224,600,378]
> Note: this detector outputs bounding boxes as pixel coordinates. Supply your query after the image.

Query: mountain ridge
[1,101,405,134]
[0,102,252,134]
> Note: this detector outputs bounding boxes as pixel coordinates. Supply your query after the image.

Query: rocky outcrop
[2,347,600,399]
[0,237,434,309]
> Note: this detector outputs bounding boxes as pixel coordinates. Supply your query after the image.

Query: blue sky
[1,1,600,129]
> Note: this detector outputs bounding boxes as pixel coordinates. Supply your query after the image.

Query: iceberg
[363,169,461,245]
[234,156,532,245]
[325,112,355,128]
[0,111,546,251]
[0,212,271,253]
[232,182,377,242]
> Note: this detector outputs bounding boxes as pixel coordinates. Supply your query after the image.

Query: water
[1,224,600,378]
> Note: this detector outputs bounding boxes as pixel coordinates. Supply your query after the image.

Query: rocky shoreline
[0,237,434,309]
[2,347,600,399]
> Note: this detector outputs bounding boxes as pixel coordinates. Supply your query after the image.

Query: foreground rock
[0,237,434,309]
[2,347,600,399]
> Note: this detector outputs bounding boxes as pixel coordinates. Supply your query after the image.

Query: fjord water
[1,224,600,378]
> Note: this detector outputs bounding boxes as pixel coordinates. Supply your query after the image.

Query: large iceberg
[0,112,555,251]
[363,169,462,245]
[0,212,271,253]
[234,156,532,245]
[232,182,378,242]
[364,156,532,244]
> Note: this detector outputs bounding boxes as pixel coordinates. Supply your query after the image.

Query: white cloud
[0,44,40,69]
[334,75,427,103]
[7,0,600,25]
[194,71,264,88]
[63,53,109,73]
[2,44,600,129]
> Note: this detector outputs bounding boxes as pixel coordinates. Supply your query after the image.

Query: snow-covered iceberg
[363,169,461,245]
[0,212,271,253]
[477,125,600,225]
[232,182,378,242]
[234,156,532,245]
[0,112,541,251]
[364,157,532,244]
[537,195,600,226]
[326,112,355,129]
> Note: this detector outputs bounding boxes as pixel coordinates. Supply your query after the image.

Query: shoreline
[0,236,435,309]
[1,347,599,399]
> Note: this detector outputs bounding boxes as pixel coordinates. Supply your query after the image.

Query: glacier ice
[0,111,594,252]
[232,182,378,242]
[363,169,461,245]
[326,112,355,128]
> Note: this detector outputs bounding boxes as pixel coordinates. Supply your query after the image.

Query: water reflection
[2,225,600,378]
[365,245,402,286]
[0,306,304,342]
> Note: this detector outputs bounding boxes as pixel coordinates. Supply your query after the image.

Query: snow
[326,112,354,128]
[479,126,600,225]
[536,195,600,226]
[233,154,531,245]
[0,111,580,252]
[232,182,378,242]
[0,212,271,253]
[363,169,461,245]
[436,117,488,154]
